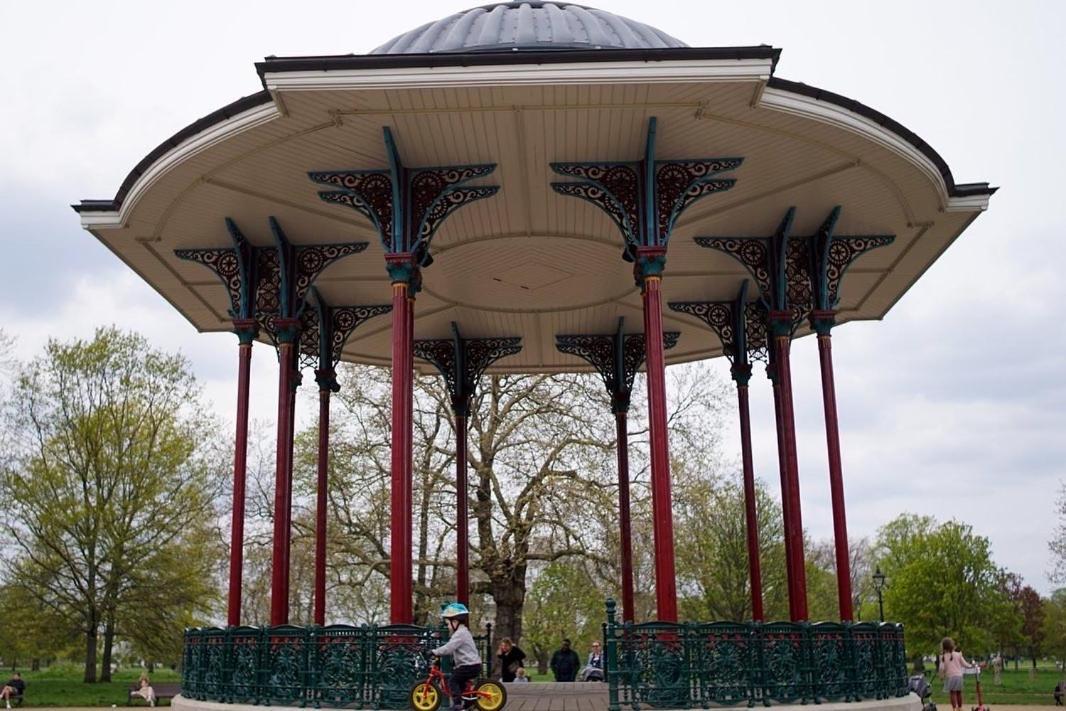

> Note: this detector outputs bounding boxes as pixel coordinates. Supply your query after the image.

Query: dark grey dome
[372,1,687,55]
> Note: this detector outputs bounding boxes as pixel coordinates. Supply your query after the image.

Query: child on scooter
[938,637,975,711]
[432,603,483,711]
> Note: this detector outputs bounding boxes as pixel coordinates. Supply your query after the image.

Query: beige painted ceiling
[78,56,992,375]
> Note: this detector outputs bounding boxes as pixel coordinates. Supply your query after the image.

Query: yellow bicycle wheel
[474,679,506,711]
[410,681,442,711]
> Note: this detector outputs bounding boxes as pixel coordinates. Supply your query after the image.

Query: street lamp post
[873,566,886,622]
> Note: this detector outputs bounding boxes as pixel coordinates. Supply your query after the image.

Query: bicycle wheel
[473,679,506,711]
[410,681,442,711]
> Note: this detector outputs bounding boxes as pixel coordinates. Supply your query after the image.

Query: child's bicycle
[409,656,507,711]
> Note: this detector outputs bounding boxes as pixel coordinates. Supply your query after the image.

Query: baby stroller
[909,674,936,711]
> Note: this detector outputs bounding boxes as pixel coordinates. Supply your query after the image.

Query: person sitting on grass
[132,673,156,707]
[0,673,25,709]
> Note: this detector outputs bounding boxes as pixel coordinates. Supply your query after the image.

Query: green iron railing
[603,600,909,710]
[181,622,493,708]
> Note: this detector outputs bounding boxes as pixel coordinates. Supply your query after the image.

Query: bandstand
[75,2,994,710]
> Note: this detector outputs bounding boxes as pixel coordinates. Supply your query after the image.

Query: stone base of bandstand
[174,687,922,711]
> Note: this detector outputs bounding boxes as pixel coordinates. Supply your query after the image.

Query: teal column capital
[273,317,302,345]
[809,309,836,336]
[767,310,794,339]
[634,246,667,287]
[385,252,422,294]
[233,318,259,345]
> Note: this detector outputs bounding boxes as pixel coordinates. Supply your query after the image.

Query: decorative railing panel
[181,622,493,709]
[602,602,909,711]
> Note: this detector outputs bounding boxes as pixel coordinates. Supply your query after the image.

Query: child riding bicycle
[432,603,483,711]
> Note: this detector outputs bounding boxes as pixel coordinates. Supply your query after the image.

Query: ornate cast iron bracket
[555,319,680,413]
[310,127,500,290]
[550,117,741,284]
[413,323,522,416]
[694,207,894,337]
[175,217,368,349]
[669,280,768,386]
[298,288,392,392]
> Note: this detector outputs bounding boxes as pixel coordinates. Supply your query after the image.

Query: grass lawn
[4,665,180,707]
[926,664,1064,706]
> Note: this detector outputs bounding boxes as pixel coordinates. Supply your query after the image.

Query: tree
[675,473,787,621]
[522,560,604,673]
[0,328,223,681]
[1043,590,1066,679]
[872,515,1016,658]
[1052,483,1066,584]
[1019,586,1045,669]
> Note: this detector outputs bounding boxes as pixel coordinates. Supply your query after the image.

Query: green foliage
[522,561,604,671]
[0,328,223,681]
[1042,589,1066,673]
[873,514,1017,656]
[674,473,788,622]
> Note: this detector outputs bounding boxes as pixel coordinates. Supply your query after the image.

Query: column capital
[731,363,753,386]
[232,318,259,345]
[767,310,795,339]
[809,309,836,336]
[273,317,302,344]
[634,246,667,286]
[385,253,422,293]
[315,368,339,393]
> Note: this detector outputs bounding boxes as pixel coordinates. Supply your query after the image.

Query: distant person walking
[497,638,526,683]
[938,637,975,711]
[550,639,581,682]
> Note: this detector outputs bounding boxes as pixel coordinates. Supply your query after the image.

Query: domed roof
[371,1,687,55]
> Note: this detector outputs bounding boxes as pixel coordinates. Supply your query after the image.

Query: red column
[641,275,678,622]
[615,410,636,623]
[734,370,764,622]
[455,410,469,606]
[270,323,300,626]
[773,327,808,621]
[812,315,853,621]
[227,328,255,627]
[313,374,332,626]
[769,362,797,621]
[390,282,414,624]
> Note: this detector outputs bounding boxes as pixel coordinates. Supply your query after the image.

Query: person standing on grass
[550,639,580,682]
[938,637,975,711]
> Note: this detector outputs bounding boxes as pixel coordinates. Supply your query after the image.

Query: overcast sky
[0,1,1063,595]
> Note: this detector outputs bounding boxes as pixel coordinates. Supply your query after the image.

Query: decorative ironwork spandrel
[312,171,394,243]
[415,331,522,412]
[299,300,392,374]
[820,235,895,309]
[654,159,740,241]
[555,330,679,412]
[551,118,740,280]
[311,128,499,284]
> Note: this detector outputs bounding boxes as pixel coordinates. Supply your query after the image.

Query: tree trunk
[83,625,98,683]
[148,662,155,674]
[100,616,116,682]
[491,571,527,644]
[31,659,39,672]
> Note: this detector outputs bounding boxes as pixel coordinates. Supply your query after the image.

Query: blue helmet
[441,602,469,619]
